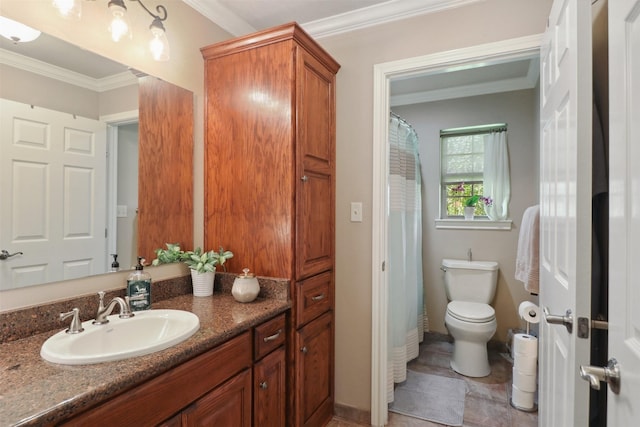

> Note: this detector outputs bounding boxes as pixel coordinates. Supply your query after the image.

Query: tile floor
[328,332,538,427]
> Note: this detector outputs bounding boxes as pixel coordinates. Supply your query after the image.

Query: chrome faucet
[93,291,136,325]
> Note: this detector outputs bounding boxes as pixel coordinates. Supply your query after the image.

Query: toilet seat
[447,301,495,323]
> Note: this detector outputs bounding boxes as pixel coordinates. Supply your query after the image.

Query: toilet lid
[447,301,495,323]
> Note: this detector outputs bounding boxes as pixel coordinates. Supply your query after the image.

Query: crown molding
[185,0,483,38]
[391,74,538,106]
[304,0,484,39]
[183,0,256,36]
[0,48,136,92]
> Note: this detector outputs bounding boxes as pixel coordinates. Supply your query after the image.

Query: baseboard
[333,403,370,425]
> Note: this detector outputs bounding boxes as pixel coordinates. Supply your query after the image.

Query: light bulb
[52,0,81,19]
[108,1,131,42]
[149,20,170,61]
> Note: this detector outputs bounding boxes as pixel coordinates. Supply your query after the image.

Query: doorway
[370,34,543,426]
[103,110,139,271]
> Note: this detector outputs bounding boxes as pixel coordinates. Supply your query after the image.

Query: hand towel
[515,205,540,294]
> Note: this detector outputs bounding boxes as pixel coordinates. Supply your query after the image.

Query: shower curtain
[387,113,426,404]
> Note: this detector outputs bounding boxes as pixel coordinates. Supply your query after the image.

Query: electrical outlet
[350,202,363,222]
[117,205,128,218]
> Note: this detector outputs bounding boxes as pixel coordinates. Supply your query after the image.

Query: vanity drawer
[295,271,333,327]
[254,313,286,360]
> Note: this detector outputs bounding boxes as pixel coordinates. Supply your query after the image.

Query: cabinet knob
[301,346,308,354]
[301,175,308,182]
[259,381,268,390]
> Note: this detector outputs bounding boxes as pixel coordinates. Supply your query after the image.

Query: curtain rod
[390,110,418,138]
[440,123,507,137]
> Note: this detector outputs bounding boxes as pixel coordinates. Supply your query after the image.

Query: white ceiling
[0,0,539,102]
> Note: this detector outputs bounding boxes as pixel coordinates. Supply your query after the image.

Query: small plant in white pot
[184,247,234,297]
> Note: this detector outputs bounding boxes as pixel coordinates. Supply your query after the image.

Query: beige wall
[393,89,539,343]
[2,0,554,417]
[320,0,553,413]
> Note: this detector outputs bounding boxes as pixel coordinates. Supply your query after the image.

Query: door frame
[370,34,543,426]
[101,110,138,260]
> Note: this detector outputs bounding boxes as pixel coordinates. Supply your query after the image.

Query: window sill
[434,218,512,230]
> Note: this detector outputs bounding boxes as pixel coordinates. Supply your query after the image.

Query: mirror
[0,29,193,291]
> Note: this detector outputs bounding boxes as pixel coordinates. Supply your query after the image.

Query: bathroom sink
[40,309,199,365]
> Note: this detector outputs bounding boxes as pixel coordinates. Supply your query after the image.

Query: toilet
[442,258,499,377]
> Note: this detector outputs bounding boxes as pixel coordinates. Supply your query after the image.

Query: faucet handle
[60,308,84,334]
[121,295,144,318]
[97,291,106,310]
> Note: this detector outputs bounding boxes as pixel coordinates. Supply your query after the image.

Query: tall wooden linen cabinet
[201,23,340,427]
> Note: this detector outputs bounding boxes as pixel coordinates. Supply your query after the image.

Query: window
[440,124,506,218]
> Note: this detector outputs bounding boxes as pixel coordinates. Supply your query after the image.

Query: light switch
[350,202,363,222]
[117,205,128,218]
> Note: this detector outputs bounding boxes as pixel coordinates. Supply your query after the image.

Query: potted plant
[184,247,234,296]
[151,243,187,265]
[453,183,493,220]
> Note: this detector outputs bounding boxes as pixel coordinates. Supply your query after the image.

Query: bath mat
[389,370,466,426]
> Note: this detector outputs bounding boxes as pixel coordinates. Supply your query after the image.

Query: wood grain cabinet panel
[182,369,252,427]
[201,22,339,427]
[254,347,286,427]
[295,311,334,427]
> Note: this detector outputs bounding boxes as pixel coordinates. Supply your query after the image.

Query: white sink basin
[41,309,199,365]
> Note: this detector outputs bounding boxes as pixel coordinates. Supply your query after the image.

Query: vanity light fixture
[52,0,82,19]
[52,0,170,61]
[0,16,42,43]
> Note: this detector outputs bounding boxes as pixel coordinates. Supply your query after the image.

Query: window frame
[439,123,506,219]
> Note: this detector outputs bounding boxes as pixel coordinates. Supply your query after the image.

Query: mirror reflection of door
[0,99,107,289]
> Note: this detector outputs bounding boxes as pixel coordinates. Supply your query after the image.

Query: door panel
[539,0,592,425]
[608,0,640,423]
[0,99,106,289]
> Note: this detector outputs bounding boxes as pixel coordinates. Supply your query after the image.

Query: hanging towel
[515,205,540,295]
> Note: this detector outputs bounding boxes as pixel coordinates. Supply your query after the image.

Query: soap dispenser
[127,257,151,311]
[110,254,120,272]
[232,268,260,303]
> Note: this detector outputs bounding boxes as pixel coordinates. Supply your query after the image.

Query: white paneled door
[607,0,640,424]
[0,99,107,289]
[539,0,592,425]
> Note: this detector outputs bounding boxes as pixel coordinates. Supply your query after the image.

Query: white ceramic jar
[232,268,260,303]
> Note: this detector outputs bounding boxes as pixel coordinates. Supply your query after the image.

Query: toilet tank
[442,259,499,303]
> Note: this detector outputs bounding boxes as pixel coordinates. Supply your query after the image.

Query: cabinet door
[254,347,286,427]
[295,311,334,427]
[182,369,251,427]
[295,47,336,280]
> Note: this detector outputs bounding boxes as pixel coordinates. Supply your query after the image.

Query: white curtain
[483,130,510,220]
[386,114,426,404]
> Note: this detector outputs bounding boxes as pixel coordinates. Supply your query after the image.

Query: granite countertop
[0,293,290,426]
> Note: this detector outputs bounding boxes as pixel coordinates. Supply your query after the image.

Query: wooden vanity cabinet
[201,22,339,427]
[61,313,287,427]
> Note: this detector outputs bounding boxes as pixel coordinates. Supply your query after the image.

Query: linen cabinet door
[295,47,336,280]
[294,311,334,427]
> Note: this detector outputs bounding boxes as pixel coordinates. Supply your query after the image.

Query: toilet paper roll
[514,353,538,374]
[519,301,541,324]
[511,384,535,409]
[513,333,538,355]
[512,367,537,392]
